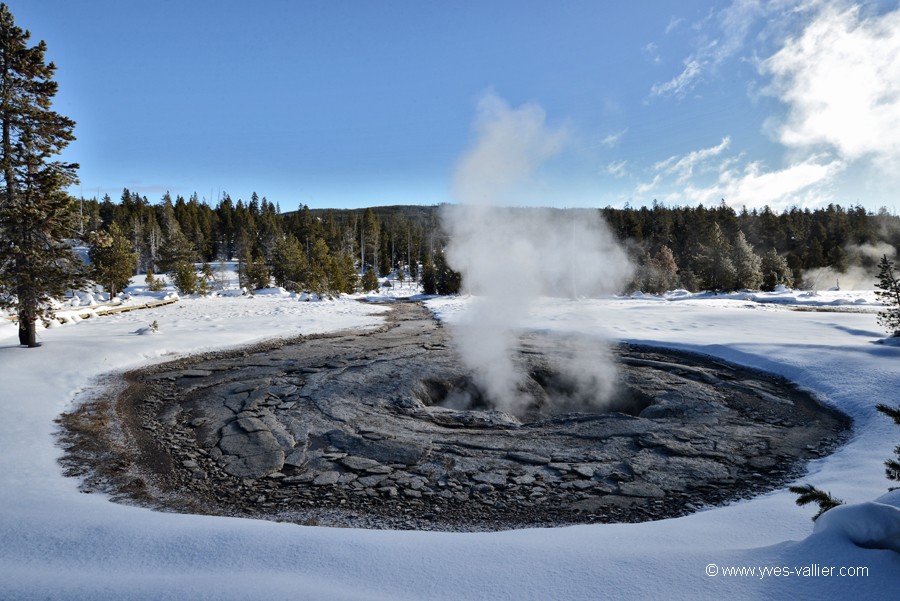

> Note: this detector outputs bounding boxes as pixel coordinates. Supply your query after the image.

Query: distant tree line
[603,201,899,293]
[78,194,900,297]
[78,191,442,295]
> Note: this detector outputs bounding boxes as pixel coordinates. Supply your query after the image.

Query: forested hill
[80,190,900,293]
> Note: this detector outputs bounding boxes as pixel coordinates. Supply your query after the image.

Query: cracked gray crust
[57,301,850,532]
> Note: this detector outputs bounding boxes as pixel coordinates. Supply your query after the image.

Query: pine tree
[88,222,136,297]
[875,255,900,337]
[875,403,900,483]
[307,238,331,295]
[361,267,378,292]
[143,213,163,273]
[638,245,678,294]
[246,256,271,290]
[213,260,230,291]
[652,244,679,292]
[791,401,898,521]
[237,235,253,290]
[435,251,461,295]
[805,238,826,269]
[697,223,737,291]
[144,268,164,292]
[378,227,391,276]
[760,249,793,291]
[200,261,214,282]
[631,249,653,293]
[172,261,198,295]
[731,231,762,290]
[329,251,358,294]
[421,255,437,295]
[270,233,307,290]
[0,4,82,347]
[157,223,194,273]
[363,208,379,273]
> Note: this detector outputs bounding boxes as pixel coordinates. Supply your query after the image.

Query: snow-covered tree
[697,223,736,291]
[760,249,793,291]
[875,254,900,337]
[731,231,762,290]
[638,245,678,294]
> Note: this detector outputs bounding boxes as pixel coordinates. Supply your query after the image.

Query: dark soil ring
[58,301,850,531]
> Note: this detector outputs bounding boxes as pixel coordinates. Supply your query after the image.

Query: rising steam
[441,92,632,417]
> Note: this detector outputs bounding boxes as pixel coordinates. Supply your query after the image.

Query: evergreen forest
[74,190,900,296]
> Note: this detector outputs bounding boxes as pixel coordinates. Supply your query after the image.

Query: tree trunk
[18,314,36,347]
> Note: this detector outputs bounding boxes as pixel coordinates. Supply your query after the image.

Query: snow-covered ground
[1,281,898,600]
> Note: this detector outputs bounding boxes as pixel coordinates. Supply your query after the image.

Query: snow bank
[0,288,897,600]
[656,288,882,309]
[813,490,900,553]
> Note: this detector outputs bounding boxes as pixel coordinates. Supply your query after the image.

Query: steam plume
[441,92,632,416]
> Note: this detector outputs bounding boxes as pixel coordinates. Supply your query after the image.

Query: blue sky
[7,0,900,212]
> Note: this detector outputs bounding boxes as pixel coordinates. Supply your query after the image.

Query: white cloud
[665,16,684,35]
[649,0,797,99]
[635,173,663,195]
[642,42,661,64]
[650,59,702,98]
[763,3,900,171]
[683,156,845,210]
[638,1,892,211]
[632,136,843,211]
[606,160,628,178]
[600,129,627,147]
[714,0,765,63]
[654,136,731,182]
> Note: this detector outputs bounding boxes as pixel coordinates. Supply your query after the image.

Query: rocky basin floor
[58,301,851,532]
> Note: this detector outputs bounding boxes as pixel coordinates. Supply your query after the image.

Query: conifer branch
[789,484,844,521]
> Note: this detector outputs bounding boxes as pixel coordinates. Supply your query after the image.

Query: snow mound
[665,289,692,297]
[812,492,900,553]
[253,287,290,297]
[294,292,326,302]
[67,291,99,307]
